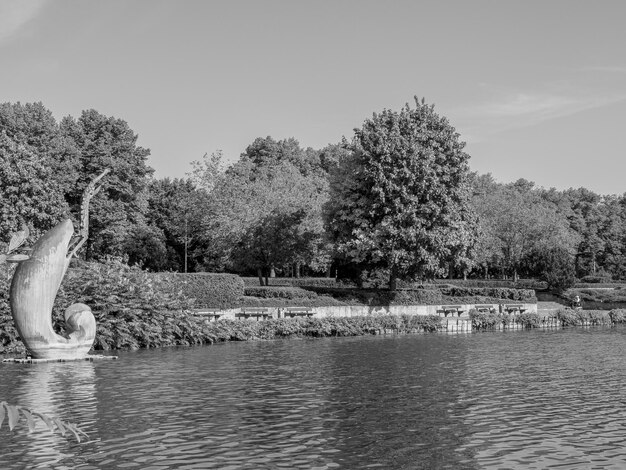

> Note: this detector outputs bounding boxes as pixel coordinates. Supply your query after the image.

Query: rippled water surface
[3,328,626,469]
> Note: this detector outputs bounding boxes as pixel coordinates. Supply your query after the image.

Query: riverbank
[3,308,626,357]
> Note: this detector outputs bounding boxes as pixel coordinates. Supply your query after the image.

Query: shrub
[586,310,612,325]
[241,277,338,288]
[152,272,244,308]
[430,279,547,290]
[469,309,501,330]
[580,273,613,283]
[300,287,444,306]
[440,286,536,301]
[244,286,318,300]
[0,275,25,355]
[609,309,626,324]
[556,308,579,327]
[240,295,346,308]
[517,312,541,329]
[575,282,626,289]
[563,288,626,303]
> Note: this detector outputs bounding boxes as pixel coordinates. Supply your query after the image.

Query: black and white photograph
[1,1,626,468]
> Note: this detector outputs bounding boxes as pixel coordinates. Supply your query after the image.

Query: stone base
[2,354,118,364]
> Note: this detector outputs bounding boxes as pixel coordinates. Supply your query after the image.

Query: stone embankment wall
[210,302,537,320]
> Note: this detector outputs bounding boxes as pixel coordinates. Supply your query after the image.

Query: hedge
[562,288,626,303]
[573,283,626,289]
[244,286,319,300]
[439,286,536,301]
[300,287,445,306]
[241,277,339,288]
[429,279,547,290]
[153,272,244,308]
[240,296,346,308]
[555,308,612,326]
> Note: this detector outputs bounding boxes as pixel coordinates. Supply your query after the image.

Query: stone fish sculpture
[6,170,109,359]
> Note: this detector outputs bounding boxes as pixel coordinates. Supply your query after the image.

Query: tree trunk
[326,266,331,278]
[257,268,265,286]
[264,267,269,287]
[296,263,301,278]
[270,266,276,278]
[389,267,398,291]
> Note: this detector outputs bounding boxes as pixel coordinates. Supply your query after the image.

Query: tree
[0,133,70,241]
[0,102,79,242]
[203,141,331,278]
[60,110,153,260]
[472,179,580,280]
[230,210,311,285]
[326,97,478,290]
[527,246,577,291]
[0,102,79,196]
[145,178,207,272]
[187,150,224,193]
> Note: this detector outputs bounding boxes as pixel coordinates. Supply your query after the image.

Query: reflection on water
[1,329,626,469]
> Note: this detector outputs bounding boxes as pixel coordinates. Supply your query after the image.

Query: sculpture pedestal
[2,355,118,364]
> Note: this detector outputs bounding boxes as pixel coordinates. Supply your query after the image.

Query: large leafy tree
[471,178,580,280]
[60,110,153,260]
[203,141,331,279]
[144,177,207,272]
[0,133,70,242]
[0,102,78,242]
[326,97,478,290]
[0,102,79,196]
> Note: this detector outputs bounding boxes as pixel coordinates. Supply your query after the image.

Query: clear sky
[1,0,625,194]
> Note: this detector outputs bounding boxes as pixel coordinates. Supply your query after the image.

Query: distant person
[572,295,582,310]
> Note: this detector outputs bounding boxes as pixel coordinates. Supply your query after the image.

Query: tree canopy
[326,97,478,289]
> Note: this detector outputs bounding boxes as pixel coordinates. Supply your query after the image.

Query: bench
[235,307,272,321]
[501,304,526,314]
[474,304,497,313]
[437,305,465,317]
[283,307,314,318]
[191,309,222,321]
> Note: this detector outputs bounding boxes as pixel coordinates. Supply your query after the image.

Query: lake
[2,327,626,469]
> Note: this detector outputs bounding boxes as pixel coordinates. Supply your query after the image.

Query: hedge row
[153,272,244,308]
[241,277,339,287]
[244,286,319,300]
[573,283,626,289]
[562,288,626,303]
[300,287,445,306]
[469,310,543,330]
[240,296,347,308]
[439,286,536,301]
[299,286,536,306]
[429,279,547,290]
[555,309,612,326]
[0,312,443,353]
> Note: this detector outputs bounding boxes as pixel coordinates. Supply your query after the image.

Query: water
[2,328,626,469]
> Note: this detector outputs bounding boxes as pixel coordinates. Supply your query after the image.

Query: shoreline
[2,308,623,357]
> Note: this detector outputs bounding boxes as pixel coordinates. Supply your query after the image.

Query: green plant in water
[609,309,626,324]
[517,312,541,329]
[556,308,580,327]
[469,309,500,330]
[0,401,88,442]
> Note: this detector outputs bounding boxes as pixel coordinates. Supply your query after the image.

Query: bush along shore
[1,259,624,356]
[3,307,626,356]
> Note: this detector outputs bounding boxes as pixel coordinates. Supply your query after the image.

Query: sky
[1,0,625,194]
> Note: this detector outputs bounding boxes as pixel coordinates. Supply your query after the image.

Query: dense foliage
[2,99,626,286]
[153,272,244,308]
[326,97,477,290]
